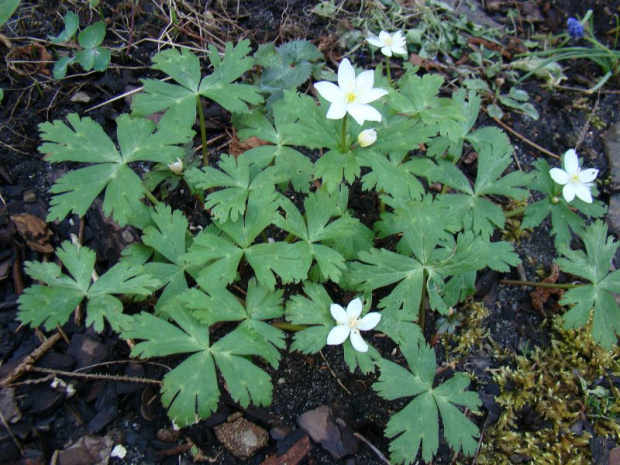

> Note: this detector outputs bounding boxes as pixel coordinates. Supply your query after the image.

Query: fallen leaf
[10,213,54,253]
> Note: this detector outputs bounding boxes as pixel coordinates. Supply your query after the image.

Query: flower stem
[386,56,392,83]
[504,206,526,218]
[143,187,159,205]
[272,322,308,332]
[197,98,208,165]
[341,115,348,153]
[499,279,580,289]
[419,270,427,333]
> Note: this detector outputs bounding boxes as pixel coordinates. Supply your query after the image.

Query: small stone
[110,444,127,459]
[297,405,358,459]
[213,417,269,460]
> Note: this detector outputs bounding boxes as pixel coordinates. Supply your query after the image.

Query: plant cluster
[16,27,618,463]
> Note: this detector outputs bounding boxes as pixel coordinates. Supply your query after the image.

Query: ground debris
[213,416,269,460]
[297,404,358,459]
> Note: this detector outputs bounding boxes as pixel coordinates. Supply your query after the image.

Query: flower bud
[167,158,184,175]
[357,128,377,148]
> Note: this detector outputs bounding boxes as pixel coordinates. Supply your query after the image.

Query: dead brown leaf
[228,134,270,157]
[10,213,54,253]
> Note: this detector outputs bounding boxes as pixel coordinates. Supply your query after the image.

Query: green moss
[477,316,620,464]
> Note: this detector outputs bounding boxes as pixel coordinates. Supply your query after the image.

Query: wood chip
[10,213,53,253]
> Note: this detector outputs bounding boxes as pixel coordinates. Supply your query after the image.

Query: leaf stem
[197,98,208,165]
[386,56,392,83]
[143,187,159,205]
[505,206,526,218]
[341,115,348,153]
[419,270,427,334]
[271,321,308,332]
[499,279,580,289]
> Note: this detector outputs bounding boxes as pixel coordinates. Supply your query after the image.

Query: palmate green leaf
[123,307,277,426]
[233,99,317,192]
[315,149,361,193]
[0,0,20,28]
[285,282,377,372]
[18,241,160,332]
[556,221,620,348]
[358,149,425,201]
[137,204,196,313]
[184,195,311,289]
[286,282,335,354]
[40,108,193,226]
[426,127,530,238]
[523,159,606,246]
[132,41,262,121]
[274,189,361,282]
[185,153,281,222]
[374,342,481,464]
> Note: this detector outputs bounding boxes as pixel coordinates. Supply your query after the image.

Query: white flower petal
[326,100,348,120]
[358,312,381,331]
[357,128,377,147]
[562,183,576,202]
[350,330,369,352]
[346,298,363,319]
[356,70,376,93]
[330,303,348,324]
[579,168,599,183]
[358,87,388,104]
[314,81,342,103]
[327,325,350,345]
[549,167,570,185]
[573,183,593,203]
[378,30,391,42]
[563,149,579,174]
[367,36,383,47]
[348,104,382,125]
[380,46,393,57]
[338,58,356,90]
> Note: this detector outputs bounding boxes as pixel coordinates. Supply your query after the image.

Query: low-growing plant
[49,11,112,79]
[18,33,618,464]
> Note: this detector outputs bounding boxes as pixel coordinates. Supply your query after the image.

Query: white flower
[314,58,388,125]
[327,298,381,353]
[167,158,184,175]
[367,30,407,57]
[549,149,598,203]
[357,128,377,147]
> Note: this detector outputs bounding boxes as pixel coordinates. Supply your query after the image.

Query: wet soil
[0,0,619,464]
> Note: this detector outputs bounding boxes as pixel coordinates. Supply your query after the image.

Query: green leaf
[374,343,481,464]
[315,149,361,192]
[556,221,620,348]
[133,42,262,121]
[40,112,193,225]
[523,159,606,247]
[185,154,279,222]
[0,0,20,28]
[286,282,335,354]
[245,242,312,289]
[123,306,277,426]
[78,21,106,49]
[18,241,159,331]
[49,11,79,43]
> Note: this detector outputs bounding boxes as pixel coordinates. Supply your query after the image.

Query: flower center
[570,173,581,183]
[384,37,393,46]
[348,316,360,329]
[345,91,357,103]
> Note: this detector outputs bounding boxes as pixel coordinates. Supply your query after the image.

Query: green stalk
[419,269,428,334]
[504,206,526,218]
[143,187,159,205]
[341,115,348,153]
[386,56,392,83]
[272,322,308,332]
[499,279,579,289]
[197,98,208,165]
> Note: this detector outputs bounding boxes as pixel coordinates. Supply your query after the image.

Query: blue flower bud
[567,17,584,39]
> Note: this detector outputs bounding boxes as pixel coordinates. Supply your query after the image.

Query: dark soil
[0,1,619,464]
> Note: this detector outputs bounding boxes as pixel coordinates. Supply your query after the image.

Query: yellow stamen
[345,92,356,103]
